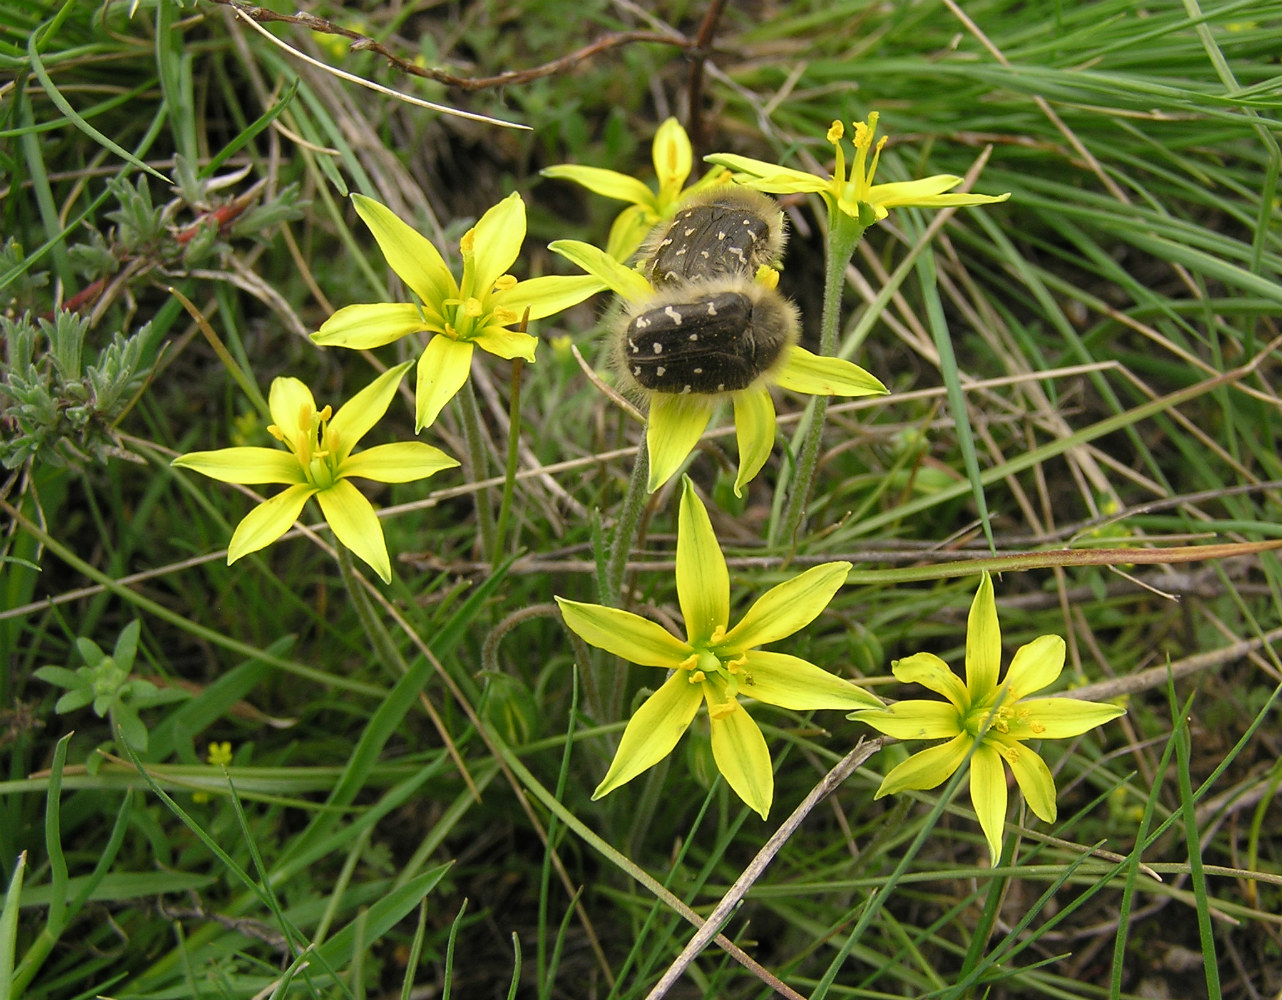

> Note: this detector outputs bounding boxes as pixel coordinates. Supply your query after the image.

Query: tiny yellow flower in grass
[541,117,728,260]
[850,573,1125,865]
[707,113,1009,231]
[206,741,233,767]
[171,361,458,584]
[547,239,887,494]
[312,193,604,430]
[556,476,881,819]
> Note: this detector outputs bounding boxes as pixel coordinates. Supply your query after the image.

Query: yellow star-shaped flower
[541,117,728,260]
[556,476,881,819]
[850,573,1125,864]
[171,362,457,583]
[707,112,1009,231]
[312,193,603,430]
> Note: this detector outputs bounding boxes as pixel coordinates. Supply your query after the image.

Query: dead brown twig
[208,0,705,92]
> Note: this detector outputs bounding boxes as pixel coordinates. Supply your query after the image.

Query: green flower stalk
[172,361,458,583]
[850,573,1125,864]
[708,113,1010,541]
[541,117,727,261]
[313,193,603,430]
[548,239,886,494]
[557,476,881,819]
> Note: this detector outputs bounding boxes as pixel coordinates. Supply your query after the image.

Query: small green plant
[0,308,152,470]
[34,621,185,752]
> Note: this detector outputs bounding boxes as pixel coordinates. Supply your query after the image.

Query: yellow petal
[740,650,881,710]
[969,743,1008,866]
[471,323,540,362]
[1003,634,1065,701]
[998,737,1057,824]
[874,733,969,797]
[645,393,714,493]
[965,573,1001,701]
[722,561,850,649]
[592,672,703,798]
[267,377,316,441]
[227,483,316,562]
[772,346,887,396]
[463,192,525,300]
[492,274,605,321]
[339,441,459,483]
[676,476,729,643]
[852,699,961,738]
[1015,697,1126,738]
[554,597,691,667]
[312,302,439,349]
[415,336,474,431]
[548,239,654,301]
[891,652,969,710]
[328,361,414,461]
[709,702,773,819]
[314,478,391,583]
[605,203,655,261]
[731,388,775,497]
[540,164,655,206]
[703,153,827,195]
[869,176,1009,209]
[652,117,692,194]
[352,194,457,307]
[172,447,303,486]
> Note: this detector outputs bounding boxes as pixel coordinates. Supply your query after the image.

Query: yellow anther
[754,265,780,290]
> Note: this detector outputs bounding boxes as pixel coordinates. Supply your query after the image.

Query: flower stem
[775,218,864,548]
[601,439,650,608]
[458,378,498,564]
[494,358,526,561]
[336,545,406,678]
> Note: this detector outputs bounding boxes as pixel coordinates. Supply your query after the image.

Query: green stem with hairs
[494,358,525,560]
[457,378,498,563]
[775,214,865,547]
[336,545,407,678]
[601,439,650,610]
